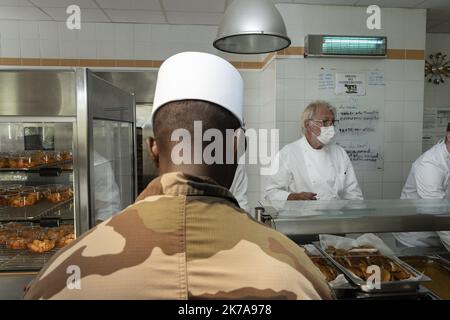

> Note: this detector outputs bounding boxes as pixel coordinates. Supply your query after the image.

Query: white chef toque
[151,51,244,126]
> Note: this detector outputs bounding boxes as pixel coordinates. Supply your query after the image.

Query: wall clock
[425,52,450,85]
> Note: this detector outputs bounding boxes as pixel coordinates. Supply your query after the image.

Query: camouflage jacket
[24,172,332,300]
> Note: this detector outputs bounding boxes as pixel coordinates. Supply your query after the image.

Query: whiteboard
[318,68,385,170]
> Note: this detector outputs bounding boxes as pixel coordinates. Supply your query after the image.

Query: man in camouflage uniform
[24,52,333,300]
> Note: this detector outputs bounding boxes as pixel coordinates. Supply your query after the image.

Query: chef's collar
[135,172,240,208]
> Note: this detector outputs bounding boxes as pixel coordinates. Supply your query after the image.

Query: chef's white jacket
[264,136,363,201]
[229,163,250,213]
[394,140,450,250]
[93,151,122,222]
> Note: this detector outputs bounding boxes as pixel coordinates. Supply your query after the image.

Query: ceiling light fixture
[213,0,291,54]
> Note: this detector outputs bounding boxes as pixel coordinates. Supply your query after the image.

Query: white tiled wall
[0,20,265,62]
[423,33,450,151]
[276,4,426,50]
[241,69,262,214]
[238,58,280,214]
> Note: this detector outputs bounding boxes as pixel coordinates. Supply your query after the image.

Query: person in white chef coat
[145,121,250,212]
[394,123,450,251]
[93,150,122,223]
[265,100,363,201]
[229,163,249,212]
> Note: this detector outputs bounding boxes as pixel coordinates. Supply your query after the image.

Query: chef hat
[151,51,244,126]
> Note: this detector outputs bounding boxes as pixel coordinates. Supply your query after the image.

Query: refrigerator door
[92,120,134,223]
[77,69,136,229]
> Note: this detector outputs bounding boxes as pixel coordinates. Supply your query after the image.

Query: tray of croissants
[312,234,430,293]
[0,223,75,254]
[0,184,73,208]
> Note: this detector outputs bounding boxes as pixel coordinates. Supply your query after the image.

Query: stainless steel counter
[260,199,450,236]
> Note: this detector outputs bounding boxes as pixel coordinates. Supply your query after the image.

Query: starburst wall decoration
[425,52,450,85]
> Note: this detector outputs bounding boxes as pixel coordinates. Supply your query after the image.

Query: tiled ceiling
[0,0,448,33]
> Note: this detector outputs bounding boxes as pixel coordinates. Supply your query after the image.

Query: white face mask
[314,125,335,145]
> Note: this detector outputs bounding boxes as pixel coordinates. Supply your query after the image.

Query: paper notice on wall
[335,73,366,96]
[422,131,435,152]
[437,109,450,129]
[367,71,385,86]
[422,108,450,151]
[337,142,382,167]
[316,68,384,170]
[319,70,334,90]
[423,108,437,151]
[423,108,437,130]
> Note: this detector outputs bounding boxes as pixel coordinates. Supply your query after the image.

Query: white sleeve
[94,161,122,222]
[264,151,291,201]
[229,164,250,212]
[414,161,449,249]
[414,161,447,199]
[341,155,364,200]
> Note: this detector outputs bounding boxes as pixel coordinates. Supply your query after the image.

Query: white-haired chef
[394,123,450,251]
[265,100,363,201]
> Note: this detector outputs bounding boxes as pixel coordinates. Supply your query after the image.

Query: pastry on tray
[27,239,55,253]
[324,245,411,282]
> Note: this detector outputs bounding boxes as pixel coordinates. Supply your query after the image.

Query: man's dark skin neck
[148,100,245,190]
[148,138,238,190]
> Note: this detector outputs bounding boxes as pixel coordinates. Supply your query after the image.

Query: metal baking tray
[303,245,348,283]
[0,222,74,272]
[303,244,356,299]
[0,244,58,272]
[401,256,450,300]
[0,199,74,222]
[352,286,441,300]
[0,160,72,172]
[436,252,450,265]
[313,242,431,293]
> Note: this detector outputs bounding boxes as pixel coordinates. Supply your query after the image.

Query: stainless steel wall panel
[0,70,76,116]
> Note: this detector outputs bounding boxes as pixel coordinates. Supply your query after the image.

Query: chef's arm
[341,159,364,200]
[229,164,250,212]
[415,163,447,199]
[415,164,449,250]
[264,153,294,201]
[287,192,317,200]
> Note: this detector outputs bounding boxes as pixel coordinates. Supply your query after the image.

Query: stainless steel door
[92,120,134,223]
[77,69,136,230]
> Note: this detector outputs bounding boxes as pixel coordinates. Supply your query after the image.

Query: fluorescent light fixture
[305,35,387,58]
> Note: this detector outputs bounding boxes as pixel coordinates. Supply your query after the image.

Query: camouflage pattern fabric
[24,172,333,300]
